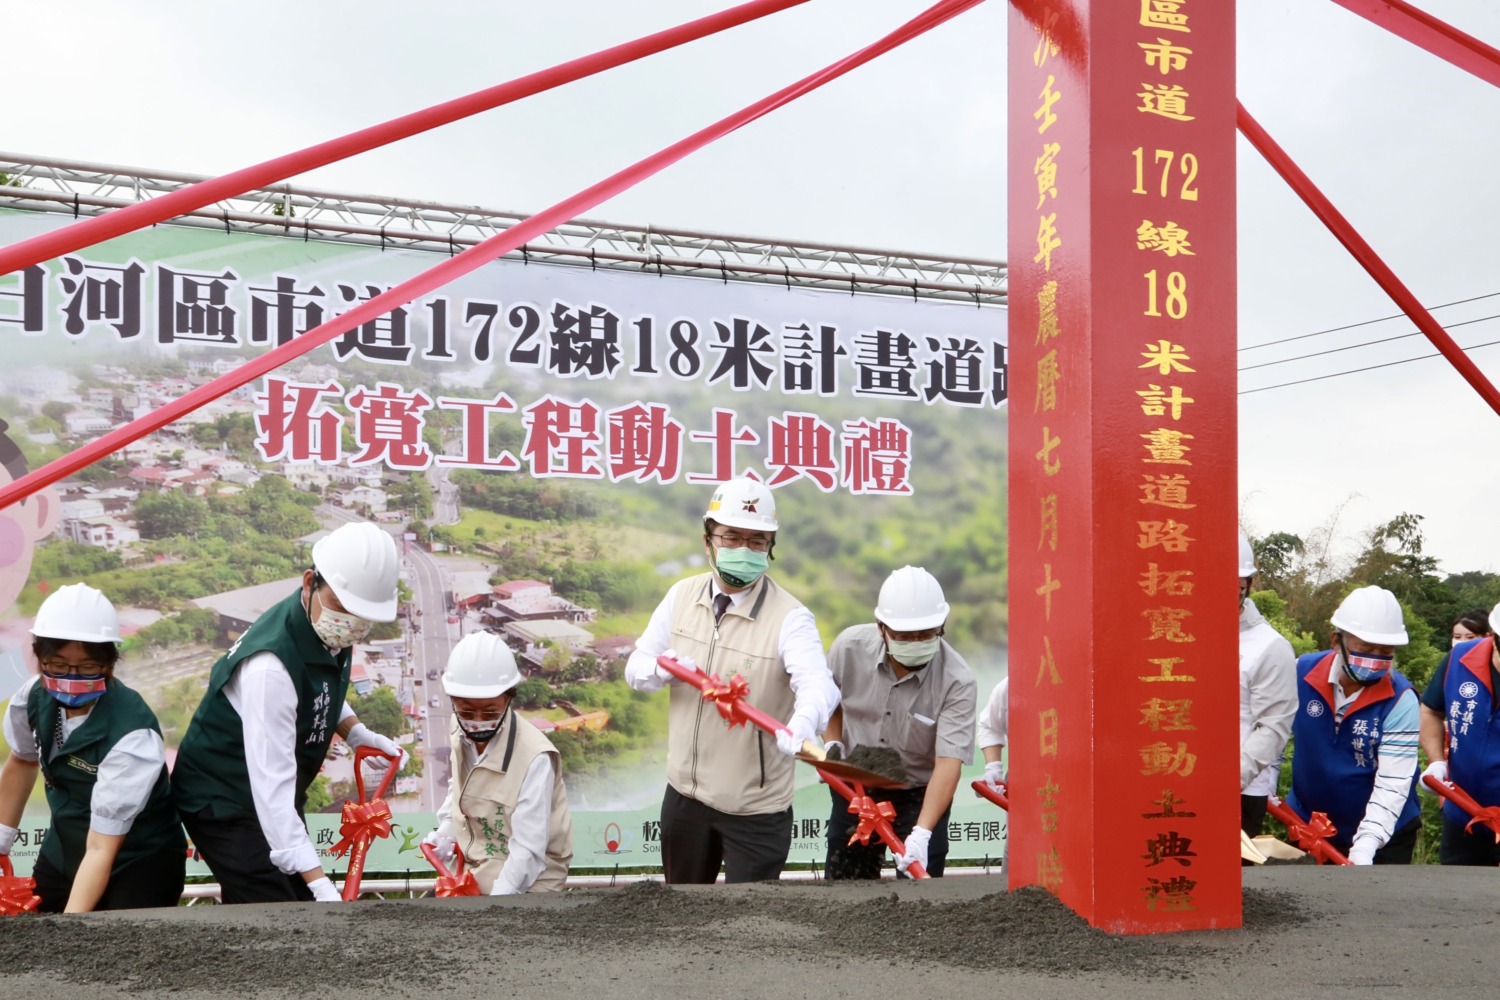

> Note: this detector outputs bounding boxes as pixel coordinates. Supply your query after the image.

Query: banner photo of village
[0,207,1009,876]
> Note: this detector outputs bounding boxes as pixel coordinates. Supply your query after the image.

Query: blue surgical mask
[714,547,768,588]
[41,673,108,708]
[1338,640,1393,685]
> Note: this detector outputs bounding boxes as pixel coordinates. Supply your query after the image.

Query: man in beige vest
[423,632,571,893]
[626,477,839,883]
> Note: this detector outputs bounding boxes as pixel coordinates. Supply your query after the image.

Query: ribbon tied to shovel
[700,674,753,728]
[846,792,898,847]
[421,842,482,898]
[0,856,41,916]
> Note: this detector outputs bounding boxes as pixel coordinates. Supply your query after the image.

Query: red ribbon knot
[332,798,394,858]
[846,794,896,846]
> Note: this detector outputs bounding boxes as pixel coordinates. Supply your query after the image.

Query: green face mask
[714,547,768,588]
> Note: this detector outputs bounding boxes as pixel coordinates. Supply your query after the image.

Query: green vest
[172,590,351,818]
[27,679,185,878]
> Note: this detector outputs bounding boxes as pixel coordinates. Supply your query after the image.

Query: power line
[1239,338,1500,395]
[1238,290,1500,352]
[1238,312,1500,373]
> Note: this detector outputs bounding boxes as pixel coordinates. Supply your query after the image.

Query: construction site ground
[1,865,1492,998]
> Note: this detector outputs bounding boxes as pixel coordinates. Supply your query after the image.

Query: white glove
[983,760,1007,791]
[0,823,17,855]
[822,740,845,762]
[656,648,695,684]
[896,825,932,874]
[489,879,519,897]
[307,875,342,902]
[1346,837,1377,866]
[776,715,817,757]
[346,723,407,787]
[422,824,457,867]
[1421,760,1448,789]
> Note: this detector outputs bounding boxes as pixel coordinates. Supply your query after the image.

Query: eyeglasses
[710,532,771,552]
[40,658,109,677]
[883,627,944,642]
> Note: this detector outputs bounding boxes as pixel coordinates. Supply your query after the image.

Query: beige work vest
[448,711,573,893]
[665,573,803,815]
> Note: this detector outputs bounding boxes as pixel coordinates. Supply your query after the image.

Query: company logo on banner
[0,207,1008,877]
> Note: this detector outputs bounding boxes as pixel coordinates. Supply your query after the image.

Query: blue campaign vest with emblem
[26,679,185,878]
[1287,649,1420,850]
[1440,637,1500,823]
[172,590,350,819]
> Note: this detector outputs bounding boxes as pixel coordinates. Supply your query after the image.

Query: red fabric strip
[1237,102,1500,419]
[0,0,811,277]
[0,0,982,511]
[1327,0,1500,89]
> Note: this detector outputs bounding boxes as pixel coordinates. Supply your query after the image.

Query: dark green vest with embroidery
[26,679,184,877]
[172,590,350,818]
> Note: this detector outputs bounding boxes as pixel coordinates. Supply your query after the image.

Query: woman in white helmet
[1285,585,1422,864]
[0,584,186,911]
[423,631,572,894]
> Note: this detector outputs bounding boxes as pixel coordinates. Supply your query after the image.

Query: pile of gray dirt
[0,881,1307,993]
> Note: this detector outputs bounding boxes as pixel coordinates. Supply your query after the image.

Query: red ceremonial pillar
[1005,0,1240,932]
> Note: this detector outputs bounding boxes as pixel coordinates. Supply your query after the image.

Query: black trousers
[1439,814,1500,865]
[1240,795,1269,837]
[32,842,185,912]
[659,784,792,884]
[825,784,950,879]
[181,806,315,904]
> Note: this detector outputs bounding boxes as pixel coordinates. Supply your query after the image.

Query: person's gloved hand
[822,740,845,762]
[1421,760,1449,789]
[0,823,18,856]
[1346,836,1378,866]
[422,824,457,867]
[896,825,932,875]
[307,875,342,902]
[347,723,407,787]
[656,648,690,685]
[776,715,817,757]
[983,760,1007,791]
[489,879,519,897]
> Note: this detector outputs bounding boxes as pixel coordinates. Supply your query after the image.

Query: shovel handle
[820,768,928,879]
[971,778,1009,811]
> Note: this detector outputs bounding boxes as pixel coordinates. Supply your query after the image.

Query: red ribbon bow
[846,794,897,847]
[1466,807,1500,842]
[700,674,752,728]
[422,842,482,898]
[1288,812,1351,864]
[332,799,394,858]
[0,858,40,916]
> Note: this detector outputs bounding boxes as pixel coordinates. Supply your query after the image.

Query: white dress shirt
[222,650,354,876]
[624,578,838,734]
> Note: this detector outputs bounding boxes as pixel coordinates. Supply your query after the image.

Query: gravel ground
[0,867,1494,1000]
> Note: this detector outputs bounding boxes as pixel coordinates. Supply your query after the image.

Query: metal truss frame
[0,153,1006,306]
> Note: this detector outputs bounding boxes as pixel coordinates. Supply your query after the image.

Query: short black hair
[1454,609,1492,637]
[32,636,121,671]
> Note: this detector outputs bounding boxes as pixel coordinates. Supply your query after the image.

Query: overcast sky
[5,0,1498,577]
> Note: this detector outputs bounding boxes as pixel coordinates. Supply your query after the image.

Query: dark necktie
[713,593,731,623]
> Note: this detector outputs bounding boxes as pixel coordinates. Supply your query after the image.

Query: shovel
[971,778,1009,811]
[1423,774,1500,841]
[421,841,482,897]
[332,746,402,900]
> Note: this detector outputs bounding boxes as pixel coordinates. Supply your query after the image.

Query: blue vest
[1287,650,1420,851]
[1439,637,1500,824]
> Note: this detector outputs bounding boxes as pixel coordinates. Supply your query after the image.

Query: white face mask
[887,637,941,669]
[310,591,374,649]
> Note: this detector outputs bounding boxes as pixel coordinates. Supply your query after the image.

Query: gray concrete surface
[0,866,1495,999]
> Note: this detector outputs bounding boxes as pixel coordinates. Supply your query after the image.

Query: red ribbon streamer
[1326,0,1500,90]
[846,793,898,847]
[970,778,1009,812]
[0,0,983,513]
[421,842,482,898]
[1237,101,1500,419]
[0,856,40,916]
[0,0,811,278]
[1423,774,1500,842]
[1264,796,1352,865]
[700,674,753,728]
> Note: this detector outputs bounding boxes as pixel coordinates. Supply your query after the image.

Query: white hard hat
[1238,533,1256,578]
[704,477,777,533]
[875,566,949,632]
[1330,586,1408,646]
[1489,601,1500,637]
[443,632,522,699]
[312,521,399,622]
[31,583,121,644]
